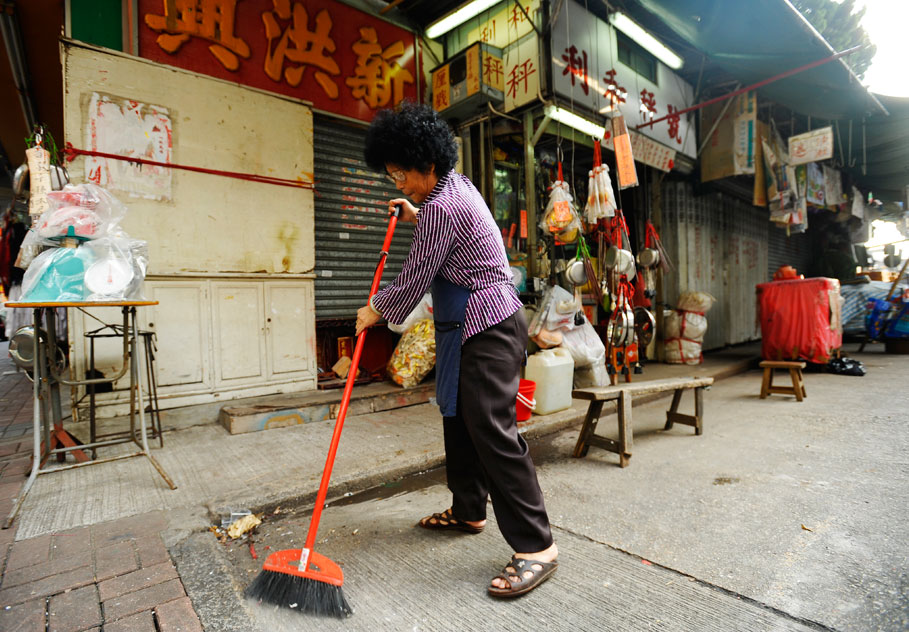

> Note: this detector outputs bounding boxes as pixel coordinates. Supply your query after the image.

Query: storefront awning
[631,0,887,120]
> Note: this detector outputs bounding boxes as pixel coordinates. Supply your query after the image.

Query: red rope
[64,143,313,190]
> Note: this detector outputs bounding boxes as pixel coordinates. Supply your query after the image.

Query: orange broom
[245,205,401,617]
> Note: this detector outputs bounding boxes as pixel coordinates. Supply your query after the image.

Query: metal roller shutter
[766,227,812,280]
[314,115,416,321]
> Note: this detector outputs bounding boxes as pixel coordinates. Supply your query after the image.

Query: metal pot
[565,259,587,286]
[605,246,636,280]
[637,248,660,269]
[634,307,656,346]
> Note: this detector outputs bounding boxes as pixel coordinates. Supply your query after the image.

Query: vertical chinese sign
[549,0,695,158]
[139,0,418,123]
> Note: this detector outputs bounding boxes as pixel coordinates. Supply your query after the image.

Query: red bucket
[516,379,536,422]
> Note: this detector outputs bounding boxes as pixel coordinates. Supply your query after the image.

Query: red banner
[139,0,419,122]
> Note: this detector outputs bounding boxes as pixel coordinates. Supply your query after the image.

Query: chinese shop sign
[466,0,539,50]
[504,34,539,111]
[788,127,833,166]
[139,0,418,122]
[432,42,504,113]
[550,0,695,158]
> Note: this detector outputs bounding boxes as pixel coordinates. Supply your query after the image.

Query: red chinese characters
[483,55,504,88]
[640,89,656,122]
[507,59,536,100]
[346,27,414,108]
[665,103,682,144]
[602,68,627,108]
[562,45,589,95]
[145,0,251,70]
[139,0,417,122]
[262,1,340,98]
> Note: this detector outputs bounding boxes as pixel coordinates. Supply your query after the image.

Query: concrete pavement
[1,340,907,630]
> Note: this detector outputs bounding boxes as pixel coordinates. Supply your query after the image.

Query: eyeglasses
[385,169,406,184]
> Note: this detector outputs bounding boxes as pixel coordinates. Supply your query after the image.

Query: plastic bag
[22,183,127,249]
[387,319,435,387]
[541,180,580,243]
[573,358,608,388]
[676,291,716,313]
[81,237,149,301]
[20,246,95,302]
[827,357,866,376]
[559,315,605,367]
[585,164,617,223]
[388,294,433,334]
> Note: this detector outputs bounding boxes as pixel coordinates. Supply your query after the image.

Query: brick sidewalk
[0,344,204,631]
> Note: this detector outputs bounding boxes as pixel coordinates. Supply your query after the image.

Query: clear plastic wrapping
[23,183,127,248]
[388,294,433,334]
[17,183,148,303]
[387,319,436,387]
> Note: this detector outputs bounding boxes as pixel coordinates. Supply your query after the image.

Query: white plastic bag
[573,357,609,388]
[388,293,433,334]
[559,315,605,367]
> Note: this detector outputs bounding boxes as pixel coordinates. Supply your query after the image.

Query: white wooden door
[144,281,212,391]
[212,283,266,385]
[265,281,316,380]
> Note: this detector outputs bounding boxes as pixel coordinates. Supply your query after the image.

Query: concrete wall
[62,41,318,417]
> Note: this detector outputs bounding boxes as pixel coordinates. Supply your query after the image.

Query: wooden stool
[759,361,806,401]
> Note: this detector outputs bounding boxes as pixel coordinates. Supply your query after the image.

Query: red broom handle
[302,205,401,556]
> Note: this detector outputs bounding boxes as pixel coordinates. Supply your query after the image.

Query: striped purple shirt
[372,171,522,342]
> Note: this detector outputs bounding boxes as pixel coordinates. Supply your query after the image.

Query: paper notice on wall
[25,145,52,216]
[612,115,638,189]
[84,92,173,201]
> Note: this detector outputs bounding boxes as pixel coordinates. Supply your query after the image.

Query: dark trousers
[443,309,554,553]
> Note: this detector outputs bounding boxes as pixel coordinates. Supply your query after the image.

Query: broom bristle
[245,569,352,618]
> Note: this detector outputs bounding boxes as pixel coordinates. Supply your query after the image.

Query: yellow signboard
[432,63,450,111]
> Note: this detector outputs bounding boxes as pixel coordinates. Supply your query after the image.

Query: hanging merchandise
[611,115,639,190]
[638,221,671,300]
[605,277,640,382]
[584,140,617,224]
[541,163,580,244]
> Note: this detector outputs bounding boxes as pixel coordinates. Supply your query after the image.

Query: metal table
[4,301,177,529]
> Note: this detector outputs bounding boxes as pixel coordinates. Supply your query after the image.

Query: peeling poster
[85,92,173,201]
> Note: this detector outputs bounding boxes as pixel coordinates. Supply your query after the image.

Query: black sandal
[487,555,558,598]
[417,508,484,534]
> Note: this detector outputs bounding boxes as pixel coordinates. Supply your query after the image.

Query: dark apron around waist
[431,275,471,417]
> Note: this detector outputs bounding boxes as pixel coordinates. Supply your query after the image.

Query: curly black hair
[364,102,459,177]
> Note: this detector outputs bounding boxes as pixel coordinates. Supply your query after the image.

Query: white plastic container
[523,348,575,415]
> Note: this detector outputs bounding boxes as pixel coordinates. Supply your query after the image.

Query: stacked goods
[664,291,715,365]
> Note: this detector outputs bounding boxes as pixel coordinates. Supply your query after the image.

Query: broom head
[245,548,352,618]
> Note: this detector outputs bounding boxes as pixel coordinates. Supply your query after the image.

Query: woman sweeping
[356,102,558,598]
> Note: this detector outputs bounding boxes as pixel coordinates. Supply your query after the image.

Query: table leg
[131,309,176,490]
[45,309,89,463]
[4,309,45,529]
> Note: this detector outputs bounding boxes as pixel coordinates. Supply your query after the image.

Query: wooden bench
[572,376,714,467]
[759,360,806,401]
